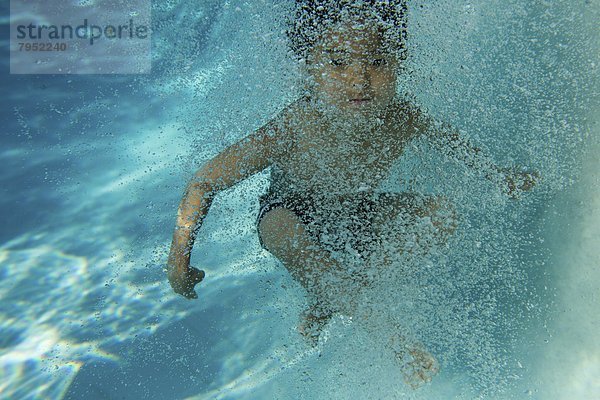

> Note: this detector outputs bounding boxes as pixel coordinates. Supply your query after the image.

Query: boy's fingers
[531,171,541,185]
[192,268,206,283]
[188,268,205,286]
[522,172,539,191]
[179,284,198,299]
[185,268,204,299]
[169,266,204,299]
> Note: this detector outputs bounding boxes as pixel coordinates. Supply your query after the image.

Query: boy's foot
[297,304,333,346]
[395,345,440,389]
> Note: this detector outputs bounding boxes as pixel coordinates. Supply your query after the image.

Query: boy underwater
[167,0,537,388]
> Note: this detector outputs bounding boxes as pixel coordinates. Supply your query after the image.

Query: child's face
[306,21,398,119]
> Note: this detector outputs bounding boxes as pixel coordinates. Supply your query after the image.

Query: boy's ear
[302,54,318,73]
[304,51,315,65]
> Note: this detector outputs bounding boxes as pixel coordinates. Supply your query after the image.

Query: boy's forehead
[318,23,386,54]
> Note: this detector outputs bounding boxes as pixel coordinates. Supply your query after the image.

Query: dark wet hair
[286,0,409,61]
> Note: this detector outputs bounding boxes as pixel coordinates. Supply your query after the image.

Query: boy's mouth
[349,98,371,104]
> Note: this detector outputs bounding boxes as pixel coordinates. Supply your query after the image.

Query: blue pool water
[1,1,599,399]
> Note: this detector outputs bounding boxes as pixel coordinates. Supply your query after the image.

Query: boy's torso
[271,96,417,198]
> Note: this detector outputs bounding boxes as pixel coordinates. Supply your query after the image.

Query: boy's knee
[258,207,305,253]
[427,196,458,235]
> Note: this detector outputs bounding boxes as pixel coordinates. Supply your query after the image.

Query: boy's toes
[297,306,333,346]
[297,320,319,346]
[398,347,440,389]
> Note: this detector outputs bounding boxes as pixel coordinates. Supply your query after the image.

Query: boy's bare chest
[280,123,410,193]
[298,131,395,170]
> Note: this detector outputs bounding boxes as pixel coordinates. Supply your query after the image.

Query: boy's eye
[372,58,388,67]
[329,58,349,67]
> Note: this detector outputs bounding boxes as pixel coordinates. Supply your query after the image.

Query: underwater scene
[1,1,599,399]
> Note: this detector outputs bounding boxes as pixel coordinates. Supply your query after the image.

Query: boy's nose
[348,63,371,89]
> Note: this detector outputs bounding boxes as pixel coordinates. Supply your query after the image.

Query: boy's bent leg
[258,206,355,343]
[258,207,340,292]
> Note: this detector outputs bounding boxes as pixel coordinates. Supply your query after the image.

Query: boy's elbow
[193,164,233,194]
[189,167,218,195]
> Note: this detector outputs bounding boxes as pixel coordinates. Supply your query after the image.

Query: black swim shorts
[256,189,406,257]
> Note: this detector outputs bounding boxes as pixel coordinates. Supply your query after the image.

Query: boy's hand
[503,168,540,199]
[168,265,205,299]
[401,346,440,389]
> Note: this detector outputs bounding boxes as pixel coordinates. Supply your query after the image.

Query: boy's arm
[410,106,538,198]
[168,118,282,299]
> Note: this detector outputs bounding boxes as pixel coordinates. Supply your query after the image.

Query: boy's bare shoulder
[386,96,421,123]
[258,96,310,137]
[249,96,311,162]
[277,95,315,129]
[381,96,424,141]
